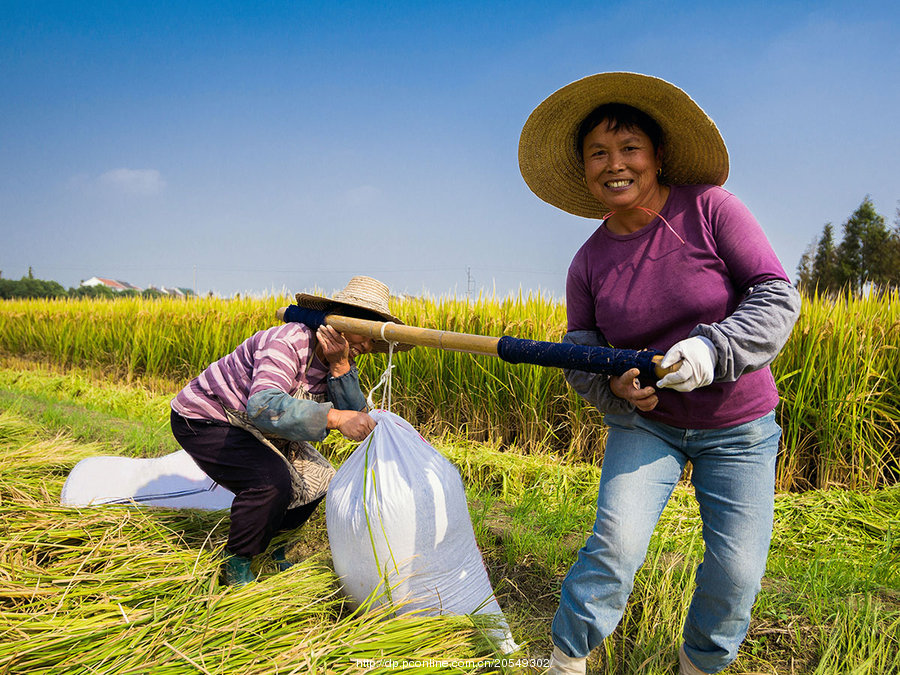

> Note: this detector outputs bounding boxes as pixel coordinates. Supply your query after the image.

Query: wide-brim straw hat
[294,276,413,353]
[518,71,729,219]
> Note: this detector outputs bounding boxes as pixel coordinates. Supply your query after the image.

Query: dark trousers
[170,410,322,557]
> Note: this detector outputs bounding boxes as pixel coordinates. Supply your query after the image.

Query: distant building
[147,285,186,298]
[81,277,143,292]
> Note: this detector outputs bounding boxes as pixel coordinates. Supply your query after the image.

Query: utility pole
[466,266,475,301]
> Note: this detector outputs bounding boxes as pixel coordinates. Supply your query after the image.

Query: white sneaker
[678,644,709,675]
[548,646,587,675]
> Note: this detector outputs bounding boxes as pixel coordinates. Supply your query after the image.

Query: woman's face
[344,332,375,359]
[581,121,664,212]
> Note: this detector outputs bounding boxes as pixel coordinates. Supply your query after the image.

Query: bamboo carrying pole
[323,314,679,380]
[326,315,500,355]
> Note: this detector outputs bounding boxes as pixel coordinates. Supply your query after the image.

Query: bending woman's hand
[609,368,658,412]
[327,409,376,441]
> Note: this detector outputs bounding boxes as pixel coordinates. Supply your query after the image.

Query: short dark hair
[575,103,663,160]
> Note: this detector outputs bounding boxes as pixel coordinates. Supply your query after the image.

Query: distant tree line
[796,196,900,295]
[0,269,194,300]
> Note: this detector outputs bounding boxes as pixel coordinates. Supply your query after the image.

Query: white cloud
[98,168,166,195]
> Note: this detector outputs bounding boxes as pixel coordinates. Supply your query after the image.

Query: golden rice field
[1,293,899,673]
[0,289,898,491]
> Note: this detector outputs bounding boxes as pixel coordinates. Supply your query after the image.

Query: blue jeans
[552,410,780,674]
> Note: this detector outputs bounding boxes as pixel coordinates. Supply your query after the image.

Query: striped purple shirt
[171,324,329,422]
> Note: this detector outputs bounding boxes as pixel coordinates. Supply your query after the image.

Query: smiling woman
[518,72,802,675]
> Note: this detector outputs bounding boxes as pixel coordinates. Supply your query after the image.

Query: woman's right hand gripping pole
[609,368,659,412]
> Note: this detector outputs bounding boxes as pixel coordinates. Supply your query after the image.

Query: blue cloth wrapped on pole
[283,305,328,329]
[496,336,662,379]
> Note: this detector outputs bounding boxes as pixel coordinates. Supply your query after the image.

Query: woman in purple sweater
[519,73,800,674]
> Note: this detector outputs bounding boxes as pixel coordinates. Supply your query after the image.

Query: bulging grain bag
[326,410,518,653]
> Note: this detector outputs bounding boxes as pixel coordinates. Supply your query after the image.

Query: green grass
[2,362,899,673]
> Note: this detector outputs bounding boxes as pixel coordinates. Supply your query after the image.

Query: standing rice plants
[775,289,900,490]
[2,288,899,489]
[0,296,281,383]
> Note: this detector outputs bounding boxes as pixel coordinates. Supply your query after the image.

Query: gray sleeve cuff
[246,389,331,442]
[563,330,635,416]
[326,365,368,411]
[690,279,801,382]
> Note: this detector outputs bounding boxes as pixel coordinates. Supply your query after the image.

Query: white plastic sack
[60,449,234,510]
[326,410,518,653]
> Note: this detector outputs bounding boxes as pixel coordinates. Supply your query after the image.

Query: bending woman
[170,276,409,586]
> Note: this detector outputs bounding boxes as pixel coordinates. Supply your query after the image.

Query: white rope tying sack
[366,322,399,411]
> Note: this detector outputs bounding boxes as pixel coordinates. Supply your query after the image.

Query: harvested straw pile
[0,410,502,674]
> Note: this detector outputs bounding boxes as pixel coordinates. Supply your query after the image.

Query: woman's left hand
[316,325,352,375]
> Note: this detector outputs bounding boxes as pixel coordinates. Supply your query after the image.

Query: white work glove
[656,336,717,392]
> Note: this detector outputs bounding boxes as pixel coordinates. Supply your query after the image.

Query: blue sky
[2,1,898,299]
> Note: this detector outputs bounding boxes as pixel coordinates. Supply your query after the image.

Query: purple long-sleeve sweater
[566,184,794,429]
